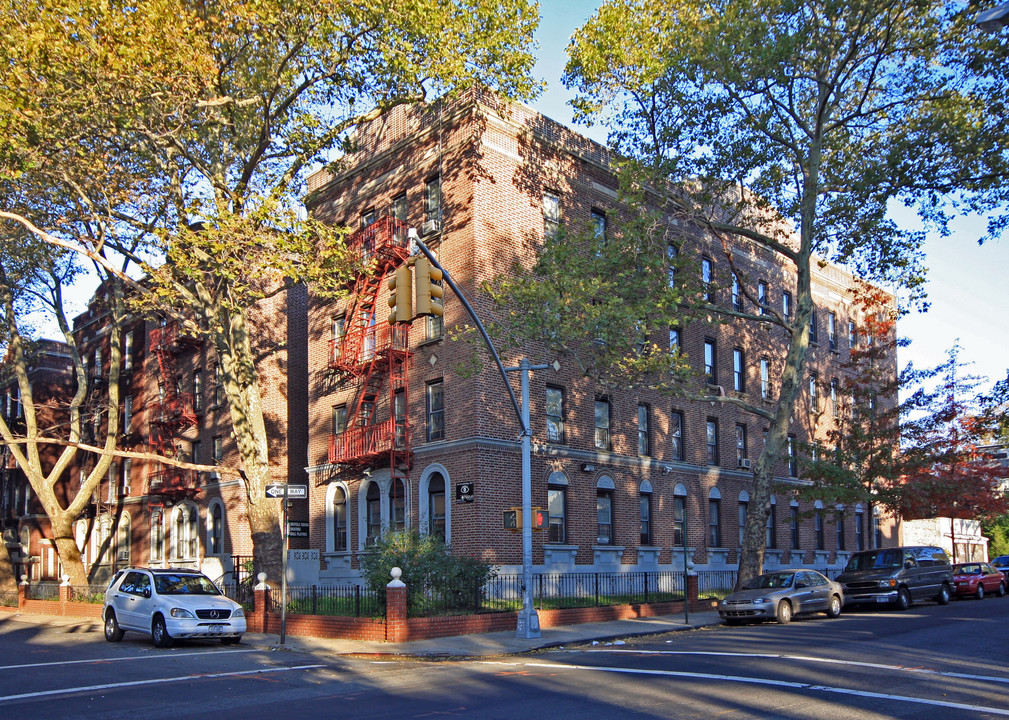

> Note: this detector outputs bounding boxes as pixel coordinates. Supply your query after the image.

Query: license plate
[208,624,224,635]
[876,597,889,603]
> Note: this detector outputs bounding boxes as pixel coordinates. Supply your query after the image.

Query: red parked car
[952,563,1007,599]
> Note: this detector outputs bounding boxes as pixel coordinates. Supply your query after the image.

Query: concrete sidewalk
[2,609,723,658]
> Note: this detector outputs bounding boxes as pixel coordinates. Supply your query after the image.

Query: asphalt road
[1,596,1007,719]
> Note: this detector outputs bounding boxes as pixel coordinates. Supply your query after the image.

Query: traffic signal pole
[408,230,548,639]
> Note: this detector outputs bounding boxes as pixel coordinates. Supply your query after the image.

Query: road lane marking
[580,649,1009,686]
[0,649,259,671]
[480,661,1009,717]
[0,664,325,703]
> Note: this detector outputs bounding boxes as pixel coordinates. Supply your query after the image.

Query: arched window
[708,488,722,548]
[738,490,750,546]
[207,500,224,555]
[766,495,777,549]
[172,504,198,560]
[150,510,164,564]
[115,513,131,566]
[673,483,687,547]
[390,478,407,532]
[365,483,381,546]
[639,480,653,546]
[428,473,446,541]
[332,486,348,551]
[596,476,615,545]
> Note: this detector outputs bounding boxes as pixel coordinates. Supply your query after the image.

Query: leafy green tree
[559,0,1007,586]
[1,0,540,580]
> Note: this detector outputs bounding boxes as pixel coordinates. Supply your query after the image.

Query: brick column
[385,567,407,643]
[59,574,71,615]
[687,573,699,610]
[18,575,27,610]
[252,573,270,634]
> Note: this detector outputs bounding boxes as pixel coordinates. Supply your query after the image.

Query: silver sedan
[718,569,844,625]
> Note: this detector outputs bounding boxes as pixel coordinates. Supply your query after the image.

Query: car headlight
[878,579,896,588]
[752,597,767,604]
[232,607,245,618]
[170,607,195,618]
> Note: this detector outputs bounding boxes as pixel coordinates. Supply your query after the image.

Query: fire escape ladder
[147,325,199,506]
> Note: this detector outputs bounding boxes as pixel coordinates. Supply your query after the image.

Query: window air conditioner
[738,458,751,469]
[422,218,441,235]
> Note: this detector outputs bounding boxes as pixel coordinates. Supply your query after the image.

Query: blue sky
[530,0,1009,393]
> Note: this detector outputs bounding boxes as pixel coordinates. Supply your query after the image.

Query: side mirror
[795,581,807,589]
[143,588,152,599]
[904,560,914,569]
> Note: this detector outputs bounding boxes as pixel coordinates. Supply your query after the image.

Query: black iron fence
[268,583,383,618]
[70,584,109,604]
[25,582,60,601]
[0,589,17,607]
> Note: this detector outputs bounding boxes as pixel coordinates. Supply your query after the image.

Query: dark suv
[835,546,953,610]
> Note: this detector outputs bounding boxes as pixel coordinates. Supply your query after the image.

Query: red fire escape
[328,217,413,481]
[147,323,201,506]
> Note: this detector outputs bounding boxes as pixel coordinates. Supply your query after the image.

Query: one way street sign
[265,484,307,499]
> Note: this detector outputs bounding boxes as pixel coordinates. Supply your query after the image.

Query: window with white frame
[543,191,561,239]
[766,496,777,549]
[706,418,719,466]
[760,358,770,399]
[670,410,684,461]
[701,256,714,302]
[426,379,444,442]
[709,488,722,548]
[673,485,687,547]
[731,274,742,311]
[828,311,837,350]
[733,347,745,392]
[594,398,611,451]
[637,403,650,456]
[546,386,565,443]
[427,473,446,541]
[640,481,653,545]
[548,484,566,544]
[208,501,224,554]
[596,484,614,544]
[332,486,349,551]
[704,338,717,384]
[758,281,767,315]
[814,501,825,550]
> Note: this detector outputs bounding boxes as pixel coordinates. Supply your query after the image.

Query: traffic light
[387,265,413,324]
[503,508,521,531]
[414,256,444,317]
[531,507,548,531]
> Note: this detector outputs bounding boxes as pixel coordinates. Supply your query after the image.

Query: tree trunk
[51,512,87,586]
[0,540,16,593]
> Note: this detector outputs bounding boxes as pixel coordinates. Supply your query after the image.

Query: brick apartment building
[301,88,899,583]
[3,89,899,586]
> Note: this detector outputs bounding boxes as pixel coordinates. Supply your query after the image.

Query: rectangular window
[670,410,684,461]
[809,308,818,343]
[640,493,652,545]
[594,398,611,451]
[828,311,837,351]
[390,193,407,222]
[733,348,744,392]
[543,191,561,239]
[123,331,133,372]
[93,347,102,381]
[213,436,223,464]
[597,490,613,544]
[637,403,650,456]
[545,386,565,443]
[673,496,686,547]
[836,509,846,550]
[360,208,376,227]
[738,500,748,546]
[830,378,839,418]
[425,176,442,232]
[107,462,117,501]
[332,404,347,435]
[735,424,747,466]
[855,511,865,551]
[393,390,407,450]
[709,498,722,548]
[815,510,824,550]
[783,291,792,319]
[669,328,680,354]
[426,380,445,442]
[706,418,719,466]
[757,281,767,315]
[760,358,770,400]
[193,371,203,413]
[331,316,345,363]
[121,458,131,497]
[731,274,742,311]
[704,338,716,385]
[548,486,566,543]
[809,373,818,412]
[191,441,201,466]
[701,256,714,303]
[791,506,800,550]
[849,320,857,347]
[787,434,797,476]
[123,395,133,433]
[591,209,606,244]
[766,504,777,549]
[667,245,678,287]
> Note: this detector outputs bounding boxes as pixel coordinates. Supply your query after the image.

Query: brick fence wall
[2,575,709,644]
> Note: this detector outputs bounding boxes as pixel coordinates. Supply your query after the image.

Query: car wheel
[775,600,792,624]
[895,587,912,611]
[152,616,174,648]
[826,594,842,618]
[998,582,1006,598]
[975,583,985,600]
[936,583,950,605]
[104,611,124,642]
[221,636,242,645]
